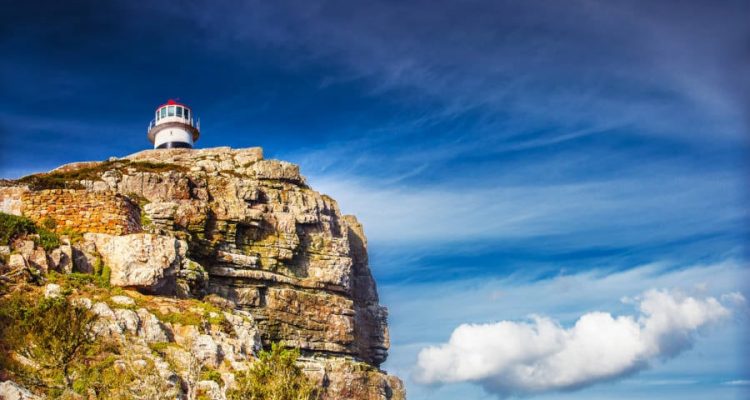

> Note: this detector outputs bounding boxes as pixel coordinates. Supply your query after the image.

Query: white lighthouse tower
[147,99,200,149]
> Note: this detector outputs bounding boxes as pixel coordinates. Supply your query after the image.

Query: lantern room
[147,99,200,149]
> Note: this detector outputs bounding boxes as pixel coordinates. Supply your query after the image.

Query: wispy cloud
[723,380,750,386]
[160,0,749,145]
[309,171,746,249]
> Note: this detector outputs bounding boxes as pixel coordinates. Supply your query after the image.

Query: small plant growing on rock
[0,212,36,246]
[227,342,320,400]
[36,226,61,252]
[0,212,60,251]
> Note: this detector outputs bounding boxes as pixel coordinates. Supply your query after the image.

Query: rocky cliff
[0,147,404,399]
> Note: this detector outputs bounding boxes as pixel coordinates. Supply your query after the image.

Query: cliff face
[0,147,403,399]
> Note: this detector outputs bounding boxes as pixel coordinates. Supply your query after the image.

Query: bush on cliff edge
[228,342,320,400]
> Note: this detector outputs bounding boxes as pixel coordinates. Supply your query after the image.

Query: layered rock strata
[0,147,402,399]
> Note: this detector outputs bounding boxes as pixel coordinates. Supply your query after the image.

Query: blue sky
[1,1,748,399]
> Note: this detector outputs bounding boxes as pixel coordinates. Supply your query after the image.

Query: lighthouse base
[156,141,193,149]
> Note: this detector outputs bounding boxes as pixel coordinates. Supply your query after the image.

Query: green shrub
[0,212,60,251]
[15,160,123,190]
[147,342,174,356]
[58,227,84,244]
[0,291,98,392]
[0,289,173,399]
[16,173,86,190]
[47,271,109,293]
[200,366,223,385]
[0,212,36,245]
[151,309,203,326]
[140,211,153,228]
[100,264,111,288]
[37,227,61,251]
[227,343,319,400]
[73,352,174,400]
[40,217,57,230]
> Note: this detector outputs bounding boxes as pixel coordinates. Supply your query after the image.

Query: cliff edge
[0,147,404,399]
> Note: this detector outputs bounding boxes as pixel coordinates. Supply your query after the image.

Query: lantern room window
[176,107,183,118]
[168,106,175,117]
[185,109,190,120]
[160,108,166,118]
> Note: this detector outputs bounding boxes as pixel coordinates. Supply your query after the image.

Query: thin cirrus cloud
[412,289,743,397]
[308,171,745,248]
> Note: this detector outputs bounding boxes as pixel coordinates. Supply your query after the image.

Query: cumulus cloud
[413,289,739,397]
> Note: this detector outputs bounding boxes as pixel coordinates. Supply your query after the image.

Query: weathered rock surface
[301,357,406,400]
[0,380,41,400]
[2,147,404,399]
[82,232,198,295]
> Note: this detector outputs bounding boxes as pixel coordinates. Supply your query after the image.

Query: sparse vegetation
[47,271,110,294]
[227,343,320,400]
[58,226,84,244]
[72,352,174,400]
[140,211,153,228]
[148,341,177,356]
[0,290,98,394]
[37,226,61,252]
[0,212,36,245]
[0,286,173,399]
[0,212,60,251]
[200,366,223,385]
[148,297,227,328]
[127,160,185,174]
[15,159,186,190]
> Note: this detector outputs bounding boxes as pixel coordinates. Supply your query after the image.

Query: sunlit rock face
[114,147,389,367]
[3,147,402,399]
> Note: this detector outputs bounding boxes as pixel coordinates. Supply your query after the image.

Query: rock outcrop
[82,232,195,294]
[0,380,41,400]
[0,147,403,399]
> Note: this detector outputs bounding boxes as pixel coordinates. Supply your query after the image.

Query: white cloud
[413,289,739,397]
[381,260,749,400]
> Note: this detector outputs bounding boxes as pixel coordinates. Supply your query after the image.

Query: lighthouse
[147,99,200,149]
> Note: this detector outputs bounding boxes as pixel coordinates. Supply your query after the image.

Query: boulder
[44,283,62,298]
[83,233,188,294]
[252,160,304,183]
[136,308,170,343]
[13,240,35,257]
[143,201,178,220]
[28,247,49,273]
[0,380,41,400]
[192,334,221,368]
[114,309,140,334]
[72,240,99,274]
[8,254,25,270]
[49,244,73,273]
[110,295,136,306]
[195,380,223,400]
